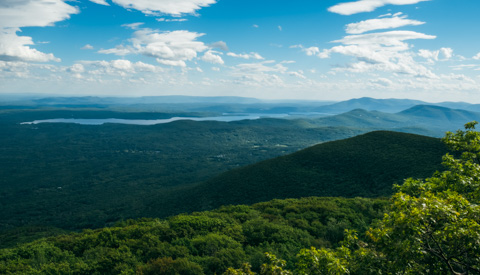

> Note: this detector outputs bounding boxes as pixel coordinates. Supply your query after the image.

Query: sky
[1,0,480,102]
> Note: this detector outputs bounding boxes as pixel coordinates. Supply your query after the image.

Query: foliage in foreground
[251,122,480,274]
[0,197,386,274]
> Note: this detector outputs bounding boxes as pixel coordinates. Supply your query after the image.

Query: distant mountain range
[299,104,480,137]
[3,95,480,114]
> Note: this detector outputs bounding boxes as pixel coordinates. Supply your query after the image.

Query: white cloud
[253,24,259,28]
[156,18,188,22]
[440,47,453,59]
[210,41,229,51]
[122,23,144,30]
[80,59,160,76]
[418,47,453,62]
[201,50,224,64]
[111,59,134,71]
[306,31,437,78]
[111,0,216,16]
[328,0,430,15]
[89,0,110,6]
[0,0,78,28]
[99,29,208,67]
[473,53,480,60]
[227,52,264,60]
[346,13,425,34]
[442,73,475,84]
[334,31,436,47]
[82,44,94,50]
[289,71,306,79]
[0,0,78,62]
[135,61,157,72]
[450,64,478,71]
[228,60,297,87]
[98,46,131,56]
[0,29,60,62]
[291,45,323,56]
[278,26,282,31]
[68,64,85,73]
[370,77,393,87]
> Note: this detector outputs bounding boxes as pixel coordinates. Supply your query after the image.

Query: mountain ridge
[145,131,448,215]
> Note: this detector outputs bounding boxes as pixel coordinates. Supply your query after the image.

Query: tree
[366,121,480,274]
[289,122,480,274]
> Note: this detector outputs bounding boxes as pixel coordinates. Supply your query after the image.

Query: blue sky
[1,0,480,102]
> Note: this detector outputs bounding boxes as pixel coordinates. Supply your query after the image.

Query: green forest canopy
[1,123,480,274]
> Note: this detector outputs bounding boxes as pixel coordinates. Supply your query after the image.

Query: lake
[21,114,292,125]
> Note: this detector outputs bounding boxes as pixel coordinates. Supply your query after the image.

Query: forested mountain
[156,131,446,214]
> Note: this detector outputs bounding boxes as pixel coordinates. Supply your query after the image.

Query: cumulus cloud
[346,13,425,34]
[291,45,321,56]
[227,52,264,60]
[328,0,430,16]
[111,0,216,16]
[306,31,437,78]
[0,0,78,62]
[0,29,60,62]
[79,59,159,76]
[201,50,224,64]
[99,29,208,67]
[473,53,480,60]
[418,47,453,63]
[210,41,229,51]
[68,64,85,73]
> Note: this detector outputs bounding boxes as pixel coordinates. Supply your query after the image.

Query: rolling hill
[146,131,448,215]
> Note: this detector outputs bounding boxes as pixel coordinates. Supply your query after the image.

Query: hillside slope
[0,196,388,274]
[164,131,447,213]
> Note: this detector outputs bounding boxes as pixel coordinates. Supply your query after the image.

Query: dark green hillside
[0,196,388,274]
[172,131,447,212]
